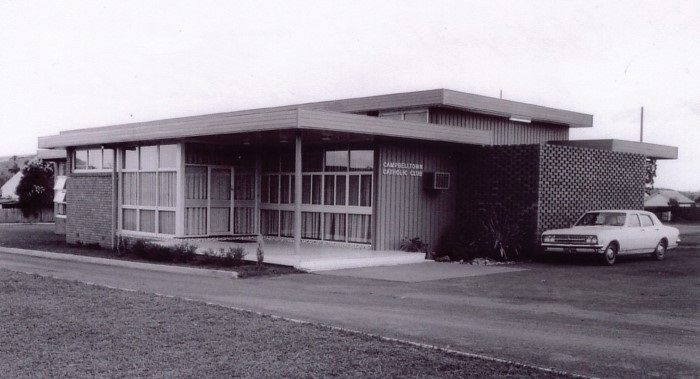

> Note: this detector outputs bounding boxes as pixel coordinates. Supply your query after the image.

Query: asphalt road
[1,247,698,378]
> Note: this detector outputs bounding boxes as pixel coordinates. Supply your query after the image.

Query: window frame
[73,147,115,173]
[260,145,374,244]
[119,144,179,237]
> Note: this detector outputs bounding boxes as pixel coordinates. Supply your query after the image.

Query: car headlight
[585,236,598,244]
[542,235,555,243]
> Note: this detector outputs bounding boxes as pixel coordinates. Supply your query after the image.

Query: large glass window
[325,150,348,172]
[120,144,178,236]
[261,145,373,244]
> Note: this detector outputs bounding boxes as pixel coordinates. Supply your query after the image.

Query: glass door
[209,167,232,234]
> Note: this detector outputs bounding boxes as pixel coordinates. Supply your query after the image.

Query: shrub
[478,209,523,261]
[198,248,219,266]
[400,237,428,253]
[172,242,197,263]
[221,247,247,267]
[128,240,173,262]
[436,226,478,261]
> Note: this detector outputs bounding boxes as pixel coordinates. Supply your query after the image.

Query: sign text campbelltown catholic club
[382,161,423,177]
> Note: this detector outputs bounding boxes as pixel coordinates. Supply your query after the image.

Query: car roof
[586,210,651,214]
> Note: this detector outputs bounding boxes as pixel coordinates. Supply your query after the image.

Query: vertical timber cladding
[64,149,115,249]
[537,144,646,235]
[429,108,569,144]
[375,141,458,251]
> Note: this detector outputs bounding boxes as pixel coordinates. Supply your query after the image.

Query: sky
[1,0,698,190]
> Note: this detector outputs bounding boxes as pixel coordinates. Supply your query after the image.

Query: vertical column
[175,142,186,237]
[254,152,261,235]
[294,133,302,254]
[111,148,118,250]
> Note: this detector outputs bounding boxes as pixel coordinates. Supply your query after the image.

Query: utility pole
[640,106,644,142]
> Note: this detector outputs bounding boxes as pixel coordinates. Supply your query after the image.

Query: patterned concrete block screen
[456,143,646,252]
[537,144,646,235]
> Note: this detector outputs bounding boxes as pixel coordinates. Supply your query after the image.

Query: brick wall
[453,143,646,255]
[456,145,541,251]
[54,217,66,234]
[65,150,115,249]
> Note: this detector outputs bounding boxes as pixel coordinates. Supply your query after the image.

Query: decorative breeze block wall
[455,143,646,253]
[537,144,646,236]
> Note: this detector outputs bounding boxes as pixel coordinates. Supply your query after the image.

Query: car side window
[640,214,654,227]
[628,214,641,227]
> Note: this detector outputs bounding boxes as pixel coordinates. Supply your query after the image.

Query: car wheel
[602,243,617,266]
[652,240,666,261]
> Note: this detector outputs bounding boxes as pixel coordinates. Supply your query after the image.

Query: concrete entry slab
[157,238,427,271]
[318,261,527,282]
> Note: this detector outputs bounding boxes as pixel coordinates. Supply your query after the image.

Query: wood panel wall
[374,141,458,251]
[429,108,569,145]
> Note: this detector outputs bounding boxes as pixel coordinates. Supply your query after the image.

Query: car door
[624,214,644,252]
[639,214,660,252]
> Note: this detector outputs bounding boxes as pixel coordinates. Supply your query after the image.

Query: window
[628,214,641,227]
[379,110,428,123]
[73,147,114,171]
[640,214,655,227]
[120,144,179,236]
[53,175,67,218]
[258,146,373,243]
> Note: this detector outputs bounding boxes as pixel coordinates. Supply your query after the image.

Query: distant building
[0,171,22,200]
[38,89,678,253]
[645,189,695,208]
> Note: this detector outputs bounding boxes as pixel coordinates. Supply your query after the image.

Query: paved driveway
[1,247,698,378]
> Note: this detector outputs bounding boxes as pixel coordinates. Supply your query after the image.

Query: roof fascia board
[39,109,300,149]
[550,139,678,159]
[442,89,593,128]
[298,109,492,145]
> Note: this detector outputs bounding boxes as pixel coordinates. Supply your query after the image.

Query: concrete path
[319,261,526,282]
[1,247,698,378]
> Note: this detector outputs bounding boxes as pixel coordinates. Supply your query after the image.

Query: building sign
[382,161,423,177]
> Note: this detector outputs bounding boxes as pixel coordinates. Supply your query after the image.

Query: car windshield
[575,212,626,227]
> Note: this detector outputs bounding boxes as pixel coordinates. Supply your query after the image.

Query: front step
[296,253,427,272]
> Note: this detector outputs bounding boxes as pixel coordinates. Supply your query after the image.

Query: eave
[38,109,492,149]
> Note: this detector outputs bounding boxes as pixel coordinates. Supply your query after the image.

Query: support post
[294,133,302,255]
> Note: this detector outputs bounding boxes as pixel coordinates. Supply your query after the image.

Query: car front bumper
[541,244,604,254]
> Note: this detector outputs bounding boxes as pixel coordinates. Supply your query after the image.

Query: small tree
[644,158,657,195]
[16,160,54,218]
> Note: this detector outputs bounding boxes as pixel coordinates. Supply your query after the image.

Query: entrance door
[209,167,233,234]
[233,171,256,235]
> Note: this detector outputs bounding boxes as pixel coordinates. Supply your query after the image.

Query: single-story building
[38,89,677,254]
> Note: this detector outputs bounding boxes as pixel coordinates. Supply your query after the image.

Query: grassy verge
[0,270,573,378]
[0,224,300,277]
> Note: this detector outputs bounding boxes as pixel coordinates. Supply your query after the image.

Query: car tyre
[601,243,617,266]
[652,240,666,261]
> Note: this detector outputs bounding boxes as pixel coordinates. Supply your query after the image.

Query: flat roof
[36,149,66,160]
[38,89,591,149]
[39,108,492,149]
[549,139,678,159]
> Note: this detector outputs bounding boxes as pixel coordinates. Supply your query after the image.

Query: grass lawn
[0,270,573,378]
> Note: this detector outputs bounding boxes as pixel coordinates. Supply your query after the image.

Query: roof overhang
[38,108,492,149]
[549,139,678,159]
[293,89,592,128]
[36,149,66,160]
